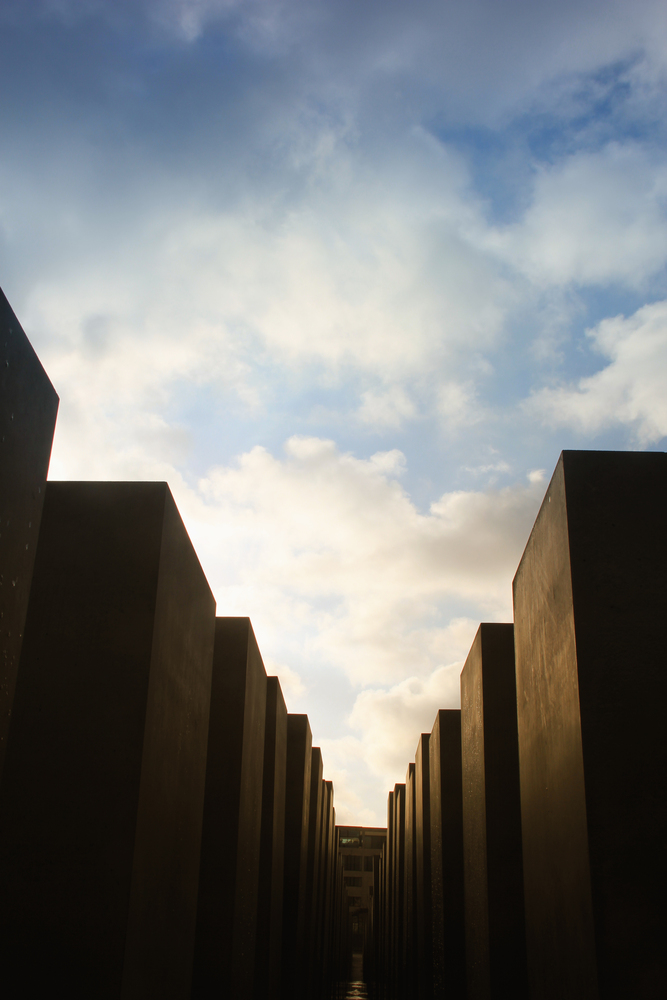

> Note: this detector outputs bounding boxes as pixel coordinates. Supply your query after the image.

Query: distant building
[336,825,386,978]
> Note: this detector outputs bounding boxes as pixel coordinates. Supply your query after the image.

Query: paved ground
[344,953,367,999]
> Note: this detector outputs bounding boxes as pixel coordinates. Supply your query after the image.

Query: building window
[364,856,373,872]
[344,855,362,871]
[345,876,362,887]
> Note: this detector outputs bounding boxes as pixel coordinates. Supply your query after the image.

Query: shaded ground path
[344,985,368,1000]
[344,953,367,999]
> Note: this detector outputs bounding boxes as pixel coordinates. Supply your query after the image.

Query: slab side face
[0,288,59,781]
[392,784,406,1000]
[460,627,490,1000]
[305,748,324,997]
[404,762,416,997]
[193,618,267,1000]
[414,734,433,1000]
[479,624,527,1000]
[461,623,527,1000]
[561,450,667,999]
[255,676,287,1000]
[281,713,312,1000]
[429,709,465,1000]
[0,483,168,995]
[120,488,216,1000]
[513,456,598,1000]
[233,623,267,1000]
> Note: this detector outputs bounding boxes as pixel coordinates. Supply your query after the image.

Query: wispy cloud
[527,300,667,443]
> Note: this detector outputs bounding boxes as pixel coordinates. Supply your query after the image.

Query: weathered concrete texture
[315,779,336,1000]
[385,790,395,999]
[391,784,406,1000]
[254,676,288,1000]
[0,288,59,782]
[385,783,405,1000]
[513,450,667,1000]
[281,714,313,1000]
[193,617,268,1000]
[414,734,433,1000]
[460,624,527,1000]
[429,709,465,1000]
[403,762,416,1000]
[305,749,324,997]
[0,482,215,998]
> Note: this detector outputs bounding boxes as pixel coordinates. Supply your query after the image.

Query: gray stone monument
[0,481,215,997]
[281,713,313,1000]
[414,734,433,1000]
[254,675,288,1000]
[0,288,58,782]
[460,623,527,1000]
[429,709,465,1000]
[193,617,268,1000]
[514,450,667,1000]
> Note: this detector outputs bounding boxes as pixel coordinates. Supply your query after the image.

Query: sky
[2,0,667,824]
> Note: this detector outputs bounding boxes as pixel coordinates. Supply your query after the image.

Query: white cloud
[437,381,484,430]
[182,438,545,687]
[489,144,667,288]
[357,386,417,429]
[265,662,306,701]
[528,300,667,443]
[348,659,466,788]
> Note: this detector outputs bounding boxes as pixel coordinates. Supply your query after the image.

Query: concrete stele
[193,617,268,1000]
[0,288,59,782]
[0,482,215,998]
[513,450,667,1000]
[460,623,527,1000]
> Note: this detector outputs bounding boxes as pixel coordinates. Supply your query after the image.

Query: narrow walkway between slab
[344,984,367,999]
[344,953,367,999]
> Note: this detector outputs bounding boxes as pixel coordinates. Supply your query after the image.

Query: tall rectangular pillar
[429,709,465,1000]
[392,783,406,1000]
[386,790,395,1000]
[0,482,215,997]
[254,676,288,1000]
[404,762,417,1000]
[460,623,527,1000]
[281,714,313,1000]
[513,450,667,1000]
[305,748,324,997]
[193,618,268,1000]
[414,734,433,1000]
[0,288,59,781]
[316,779,336,1000]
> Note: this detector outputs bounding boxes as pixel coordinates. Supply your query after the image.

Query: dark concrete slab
[0,482,215,998]
[193,617,268,1000]
[386,790,395,1000]
[429,709,465,1000]
[414,734,433,1000]
[305,748,324,996]
[0,288,59,781]
[254,675,288,1000]
[404,762,416,1000]
[281,713,313,1000]
[513,450,667,1000]
[316,779,336,1000]
[460,623,527,1000]
[391,783,406,1000]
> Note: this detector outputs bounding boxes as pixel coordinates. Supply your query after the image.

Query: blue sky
[2,0,667,822]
